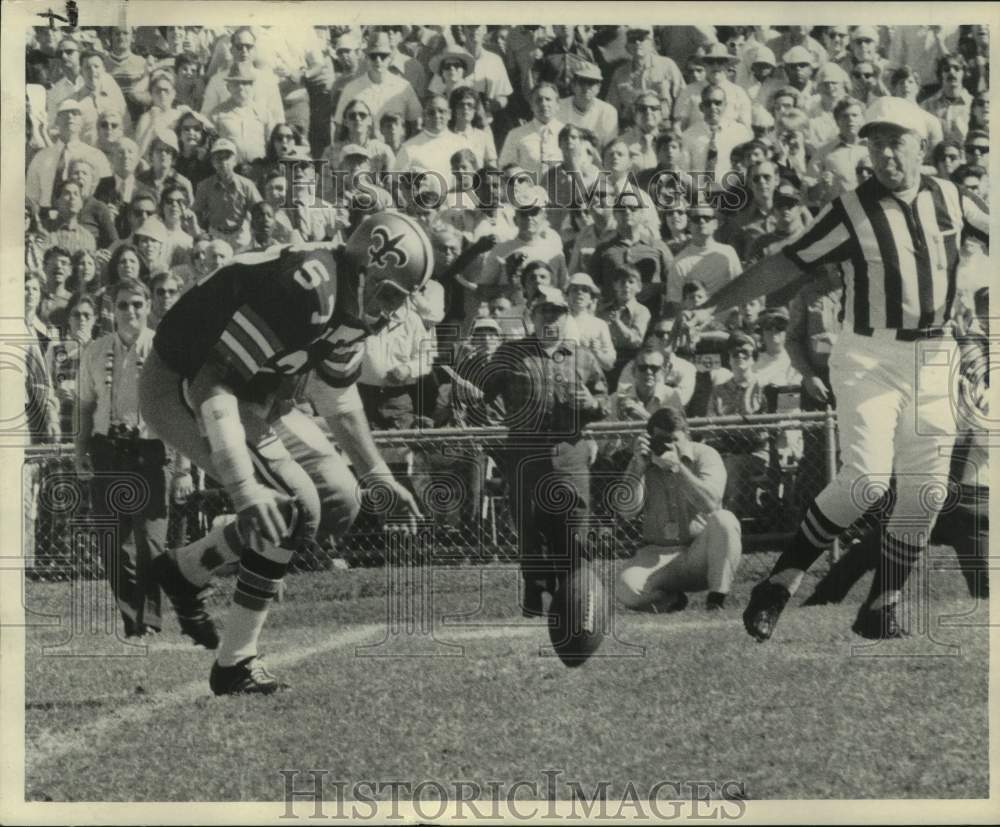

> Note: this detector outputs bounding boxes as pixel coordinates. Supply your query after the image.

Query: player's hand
[234,485,291,547]
[802,375,830,404]
[172,472,195,504]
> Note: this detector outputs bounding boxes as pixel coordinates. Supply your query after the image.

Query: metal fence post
[824,406,841,562]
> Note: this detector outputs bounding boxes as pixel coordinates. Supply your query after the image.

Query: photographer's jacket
[78,327,156,438]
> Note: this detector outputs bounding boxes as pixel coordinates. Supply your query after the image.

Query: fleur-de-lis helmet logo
[368,226,409,269]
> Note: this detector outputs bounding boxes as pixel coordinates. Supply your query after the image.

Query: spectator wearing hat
[820,26,853,74]
[681,84,753,189]
[134,70,184,158]
[707,331,768,516]
[847,26,889,79]
[131,216,172,274]
[590,189,676,308]
[556,63,618,148]
[333,31,422,132]
[621,90,666,174]
[174,109,215,190]
[806,97,871,206]
[674,201,743,297]
[498,82,565,179]
[208,63,275,164]
[566,272,616,371]
[394,94,473,182]
[886,26,960,99]
[754,306,801,388]
[922,54,973,145]
[766,25,829,71]
[747,180,811,267]
[533,24,597,99]
[481,285,609,616]
[756,46,819,119]
[192,138,262,252]
[805,62,851,148]
[428,46,477,98]
[676,42,753,130]
[607,26,684,128]
[69,49,130,146]
[200,28,284,128]
[615,406,743,613]
[599,264,651,390]
[45,36,85,125]
[28,99,112,209]
[742,44,778,105]
[135,128,194,205]
[329,30,366,117]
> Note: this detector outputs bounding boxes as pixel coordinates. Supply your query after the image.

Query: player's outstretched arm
[188,362,289,545]
[702,253,804,316]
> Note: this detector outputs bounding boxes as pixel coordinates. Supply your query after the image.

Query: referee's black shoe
[852,600,906,640]
[743,580,791,642]
[152,552,221,650]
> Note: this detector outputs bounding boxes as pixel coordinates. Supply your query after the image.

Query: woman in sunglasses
[173,110,216,190]
[322,97,394,194]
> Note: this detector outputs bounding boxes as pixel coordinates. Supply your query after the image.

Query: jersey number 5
[293,259,335,325]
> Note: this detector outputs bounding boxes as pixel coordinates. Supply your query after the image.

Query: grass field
[22,550,989,803]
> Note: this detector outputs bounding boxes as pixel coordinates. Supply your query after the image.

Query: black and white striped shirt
[783,175,989,339]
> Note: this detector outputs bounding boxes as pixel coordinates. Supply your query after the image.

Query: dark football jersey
[154,244,375,405]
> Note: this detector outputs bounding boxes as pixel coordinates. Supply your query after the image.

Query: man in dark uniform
[481,286,609,615]
[140,212,431,694]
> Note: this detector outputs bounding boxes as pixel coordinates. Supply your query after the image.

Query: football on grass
[548,562,607,667]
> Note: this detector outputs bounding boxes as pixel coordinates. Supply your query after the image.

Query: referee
[704,97,990,641]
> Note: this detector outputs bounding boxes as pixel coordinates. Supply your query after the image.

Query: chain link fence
[23,411,838,583]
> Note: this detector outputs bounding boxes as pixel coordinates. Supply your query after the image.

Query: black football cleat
[210,656,290,696]
[852,601,907,640]
[742,580,791,642]
[152,552,220,650]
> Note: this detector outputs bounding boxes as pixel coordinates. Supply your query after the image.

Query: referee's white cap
[859,96,927,141]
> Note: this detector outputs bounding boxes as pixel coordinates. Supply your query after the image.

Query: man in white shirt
[394,94,472,183]
[498,82,565,180]
[675,42,752,129]
[27,99,111,209]
[458,24,514,114]
[612,345,685,421]
[72,49,130,146]
[556,63,618,148]
[333,31,422,133]
[607,25,685,127]
[566,272,616,372]
[681,84,753,189]
[621,90,664,174]
[209,64,275,164]
[806,97,870,207]
[754,307,801,387]
[673,202,742,296]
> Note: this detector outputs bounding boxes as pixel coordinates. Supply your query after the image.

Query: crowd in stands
[23,22,991,524]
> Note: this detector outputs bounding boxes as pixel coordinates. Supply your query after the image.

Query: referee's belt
[855,326,949,342]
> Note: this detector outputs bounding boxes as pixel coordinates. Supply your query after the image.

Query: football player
[140,211,432,695]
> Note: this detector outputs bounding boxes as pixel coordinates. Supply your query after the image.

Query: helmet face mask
[344,211,434,321]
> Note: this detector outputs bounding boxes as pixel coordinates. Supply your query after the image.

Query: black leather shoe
[152,552,220,649]
[852,601,907,640]
[742,581,791,642]
[209,656,289,696]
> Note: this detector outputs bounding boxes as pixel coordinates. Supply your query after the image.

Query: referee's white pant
[812,329,959,544]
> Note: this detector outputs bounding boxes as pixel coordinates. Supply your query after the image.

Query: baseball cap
[133,217,168,243]
[815,62,850,84]
[472,317,503,334]
[759,306,790,327]
[782,45,815,66]
[773,181,803,206]
[727,331,757,353]
[210,138,238,156]
[566,272,601,294]
[531,285,569,310]
[749,45,777,67]
[852,25,879,42]
[572,62,603,82]
[340,143,372,160]
[702,42,738,63]
[858,96,928,141]
[57,99,83,115]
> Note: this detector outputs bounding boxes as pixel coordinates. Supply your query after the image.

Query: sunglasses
[116,300,146,310]
[441,62,464,71]
[98,121,122,130]
[636,363,662,372]
[368,52,391,60]
[704,99,726,106]
[688,214,715,223]
[966,144,989,154]
[762,322,789,332]
[751,174,774,183]
[346,111,369,120]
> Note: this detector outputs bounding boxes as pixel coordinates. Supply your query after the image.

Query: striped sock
[769,503,845,594]
[175,518,243,587]
[868,533,924,610]
[216,542,293,668]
